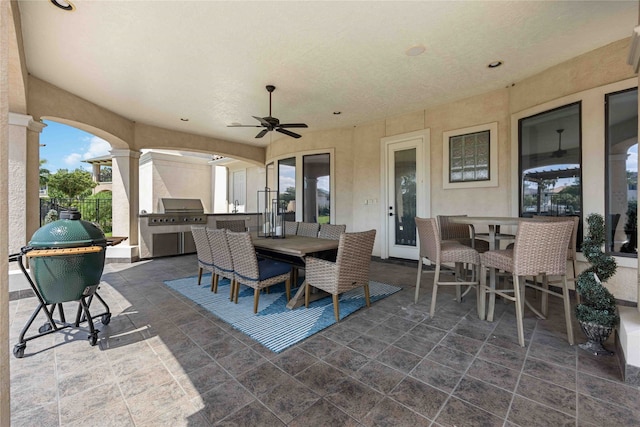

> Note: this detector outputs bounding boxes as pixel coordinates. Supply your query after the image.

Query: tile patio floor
[8,255,640,426]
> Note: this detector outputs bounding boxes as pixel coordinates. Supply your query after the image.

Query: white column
[8,113,45,254]
[1,2,11,422]
[110,149,140,244]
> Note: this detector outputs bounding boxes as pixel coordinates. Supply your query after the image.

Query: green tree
[279,187,296,210]
[39,159,51,187]
[79,191,112,234]
[47,168,96,199]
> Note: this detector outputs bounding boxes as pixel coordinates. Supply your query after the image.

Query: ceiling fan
[550,128,566,158]
[227,85,308,139]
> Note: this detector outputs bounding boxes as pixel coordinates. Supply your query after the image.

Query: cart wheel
[101,313,111,325]
[88,333,98,346]
[38,323,53,333]
[13,344,26,358]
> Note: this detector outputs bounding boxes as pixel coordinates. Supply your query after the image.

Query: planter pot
[578,320,614,356]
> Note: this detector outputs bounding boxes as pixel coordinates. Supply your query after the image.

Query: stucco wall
[265,37,638,303]
[8,120,26,253]
[425,88,512,220]
[139,152,212,213]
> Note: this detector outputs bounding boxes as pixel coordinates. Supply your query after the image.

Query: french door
[382,130,429,259]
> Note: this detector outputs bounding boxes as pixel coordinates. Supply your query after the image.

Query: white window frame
[442,122,498,189]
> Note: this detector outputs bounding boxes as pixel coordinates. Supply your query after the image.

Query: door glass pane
[278,158,296,222]
[519,102,582,248]
[394,148,417,246]
[303,154,330,223]
[606,88,638,256]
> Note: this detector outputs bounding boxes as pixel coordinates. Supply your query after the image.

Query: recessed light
[333,112,342,115]
[405,45,426,57]
[50,0,75,11]
[180,118,189,122]
[487,60,503,68]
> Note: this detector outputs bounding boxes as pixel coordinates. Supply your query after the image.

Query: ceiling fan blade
[227,124,261,128]
[276,128,301,139]
[278,123,308,128]
[255,129,269,138]
[252,116,271,127]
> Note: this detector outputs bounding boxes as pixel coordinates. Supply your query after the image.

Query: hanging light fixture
[550,128,566,158]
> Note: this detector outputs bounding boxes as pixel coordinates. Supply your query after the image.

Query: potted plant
[575,213,618,355]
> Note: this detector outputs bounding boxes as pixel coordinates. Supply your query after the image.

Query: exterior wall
[426,89,512,221]
[212,165,227,213]
[245,164,266,213]
[1,2,10,423]
[267,127,354,228]
[8,114,27,254]
[139,155,154,213]
[265,38,638,303]
[139,151,212,213]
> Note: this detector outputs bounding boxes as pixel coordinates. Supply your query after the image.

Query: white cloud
[63,136,111,169]
[63,152,82,166]
[627,144,638,172]
[82,136,111,160]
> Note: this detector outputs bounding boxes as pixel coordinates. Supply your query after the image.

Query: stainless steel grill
[147,198,206,226]
[140,198,206,258]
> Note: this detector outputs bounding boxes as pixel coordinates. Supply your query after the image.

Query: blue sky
[39,120,111,173]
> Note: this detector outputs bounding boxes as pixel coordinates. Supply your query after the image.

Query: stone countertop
[138,212,261,217]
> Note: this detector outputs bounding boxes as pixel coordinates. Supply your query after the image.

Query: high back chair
[437,215,489,252]
[191,226,216,290]
[284,221,299,235]
[296,222,320,237]
[305,230,376,322]
[216,220,246,232]
[532,215,579,285]
[415,217,481,318]
[479,220,574,347]
[206,228,236,299]
[317,224,346,240]
[226,231,292,313]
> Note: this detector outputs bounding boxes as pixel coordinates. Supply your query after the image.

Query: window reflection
[303,154,330,223]
[519,102,582,247]
[278,158,296,223]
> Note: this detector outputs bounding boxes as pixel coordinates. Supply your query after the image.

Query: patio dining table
[251,233,339,309]
[448,216,520,250]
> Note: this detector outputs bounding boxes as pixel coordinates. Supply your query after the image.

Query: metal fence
[40,198,112,234]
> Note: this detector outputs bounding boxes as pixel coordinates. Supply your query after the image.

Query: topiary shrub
[575,213,619,328]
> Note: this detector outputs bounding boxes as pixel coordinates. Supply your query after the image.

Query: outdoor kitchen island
[138,198,261,259]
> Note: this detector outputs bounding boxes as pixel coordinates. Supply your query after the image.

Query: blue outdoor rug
[164,274,401,353]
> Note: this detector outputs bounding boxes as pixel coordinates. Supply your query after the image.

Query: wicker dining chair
[296,222,320,237]
[318,224,346,240]
[531,215,580,302]
[216,219,246,232]
[206,228,236,298]
[437,215,489,253]
[191,226,216,290]
[226,231,292,313]
[415,217,481,318]
[305,229,376,322]
[284,221,299,235]
[479,219,574,347]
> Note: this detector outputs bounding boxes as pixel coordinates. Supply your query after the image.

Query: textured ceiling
[17,1,638,147]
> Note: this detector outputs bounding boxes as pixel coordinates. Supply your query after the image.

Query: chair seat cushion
[257,259,291,281]
[440,240,480,264]
[480,249,514,272]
